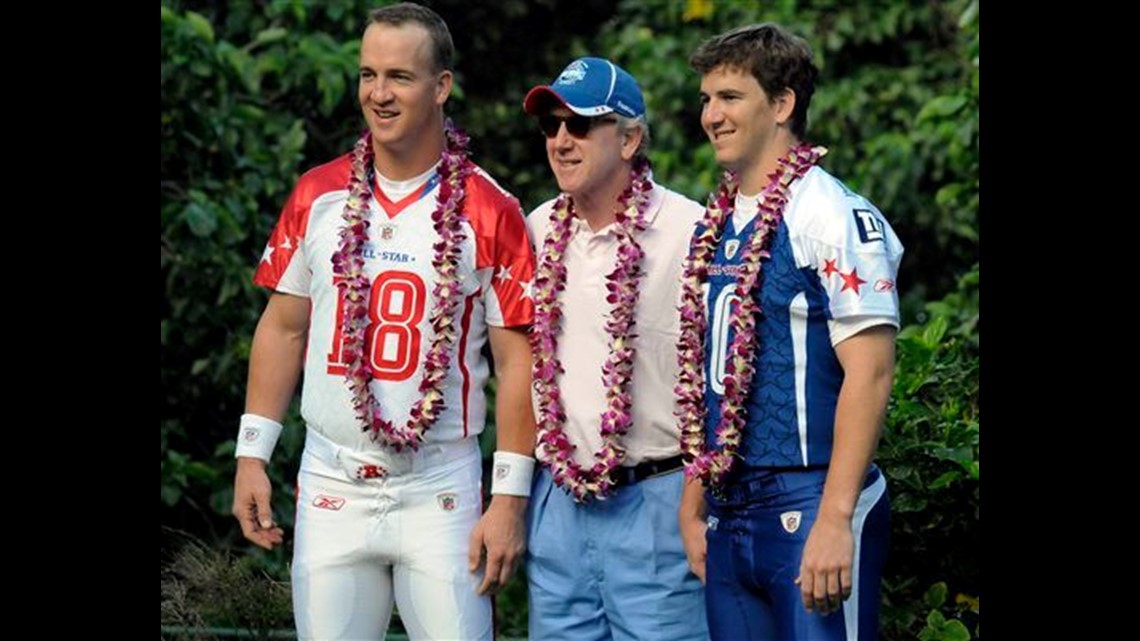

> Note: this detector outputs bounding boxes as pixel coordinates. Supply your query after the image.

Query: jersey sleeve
[253,183,313,297]
[481,195,536,328]
[789,176,904,324]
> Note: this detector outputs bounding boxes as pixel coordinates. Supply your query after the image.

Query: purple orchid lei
[676,144,826,486]
[531,157,655,502]
[331,120,472,452]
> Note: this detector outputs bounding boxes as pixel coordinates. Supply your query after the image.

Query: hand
[795,512,854,615]
[232,457,285,550]
[679,511,708,584]
[467,495,527,595]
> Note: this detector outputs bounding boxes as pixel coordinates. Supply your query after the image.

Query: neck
[373,118,447,181]
[738,133,800,195]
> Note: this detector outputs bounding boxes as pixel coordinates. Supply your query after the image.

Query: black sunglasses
[537,113,618,139]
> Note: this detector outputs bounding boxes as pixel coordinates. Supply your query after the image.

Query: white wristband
[490,451,535,497]
[234,413,284,462]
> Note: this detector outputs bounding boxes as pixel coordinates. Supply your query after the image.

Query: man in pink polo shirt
[521,56,709,640]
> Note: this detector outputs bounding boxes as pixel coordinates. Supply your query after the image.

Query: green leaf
[191,358,211,376]
[925,581,948,608]
[918,96,967,122]
[926,609,946,627]
[184,201,218,237]
[184,11,215,43]
[942,619,971,641]
[929,471,960,489]
[162,484,183,506]
[254,27,288,46]
[921,316,949,349]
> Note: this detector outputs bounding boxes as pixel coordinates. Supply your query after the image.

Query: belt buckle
[354,464,389,480]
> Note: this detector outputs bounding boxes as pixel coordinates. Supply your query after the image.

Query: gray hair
[615,114,650,159]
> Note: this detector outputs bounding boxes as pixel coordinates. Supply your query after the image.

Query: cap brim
[522,86,566,115]
[523,85,615,117]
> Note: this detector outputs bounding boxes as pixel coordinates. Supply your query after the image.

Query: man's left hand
[795,513,854,615]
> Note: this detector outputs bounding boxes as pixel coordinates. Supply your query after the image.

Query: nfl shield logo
[437,492,458,512]
[780,511,802,533]
[494,463,510,481]
[725,239,740,260]
[380,224,396,241]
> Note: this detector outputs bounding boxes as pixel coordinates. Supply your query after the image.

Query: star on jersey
[262,237,295,264]
[519,278,535,301]
[839,267,866,294]
[494,265,514,282]
[821,258,839,278]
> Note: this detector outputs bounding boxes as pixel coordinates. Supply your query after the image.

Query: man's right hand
[679,477,709,583]
[232,457,285,549]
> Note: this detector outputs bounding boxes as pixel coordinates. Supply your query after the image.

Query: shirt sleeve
[253,183,312,297]
[790,184,904,324]
[480,195,536,328]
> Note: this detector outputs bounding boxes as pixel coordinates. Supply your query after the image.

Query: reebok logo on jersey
[312,495,346,511]
[437,492,458,512]
[874,279,895,292]
[780,511,802,533]
[853,209,885,243]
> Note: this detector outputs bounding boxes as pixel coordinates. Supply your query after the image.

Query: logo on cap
[557,60,588,85]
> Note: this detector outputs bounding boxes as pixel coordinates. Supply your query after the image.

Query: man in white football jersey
[522,57,709,640]
[230,4,537,639]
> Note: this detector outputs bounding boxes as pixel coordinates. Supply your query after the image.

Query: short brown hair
[368,3,455,72]
[690,23,818,139]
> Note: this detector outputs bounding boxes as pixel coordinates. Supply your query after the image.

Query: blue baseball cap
[523,57,646,119]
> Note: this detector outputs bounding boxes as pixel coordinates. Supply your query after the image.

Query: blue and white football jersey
[701,165,904,471]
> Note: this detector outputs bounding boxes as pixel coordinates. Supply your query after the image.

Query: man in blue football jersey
[677,23,904,641]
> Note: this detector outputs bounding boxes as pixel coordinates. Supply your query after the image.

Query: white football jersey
[255,154,536,451]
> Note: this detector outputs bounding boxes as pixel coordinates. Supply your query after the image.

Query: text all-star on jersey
[254,154,535,451]
[702,165,903,470]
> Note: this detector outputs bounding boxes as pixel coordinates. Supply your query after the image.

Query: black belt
[611,455,685,487]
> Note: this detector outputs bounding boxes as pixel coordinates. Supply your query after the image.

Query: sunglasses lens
[538,114,596,138]
[565,116,592,137]
[538,115,562,138]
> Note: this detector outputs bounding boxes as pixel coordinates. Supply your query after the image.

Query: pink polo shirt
[526,182,704,467]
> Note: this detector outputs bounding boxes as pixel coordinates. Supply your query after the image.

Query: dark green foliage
[879,266,980,639]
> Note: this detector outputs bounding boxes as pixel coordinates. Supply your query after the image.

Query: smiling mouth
[711,129,734,141]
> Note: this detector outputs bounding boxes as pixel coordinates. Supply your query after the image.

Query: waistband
[709,464,882,506]
[611,455,685,488]
[303,427,478,481]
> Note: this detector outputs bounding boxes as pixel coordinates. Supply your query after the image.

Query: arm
[232,292,310,550]
[468,325,536,594]
[797,324,895,614]
[678,475,709,583]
